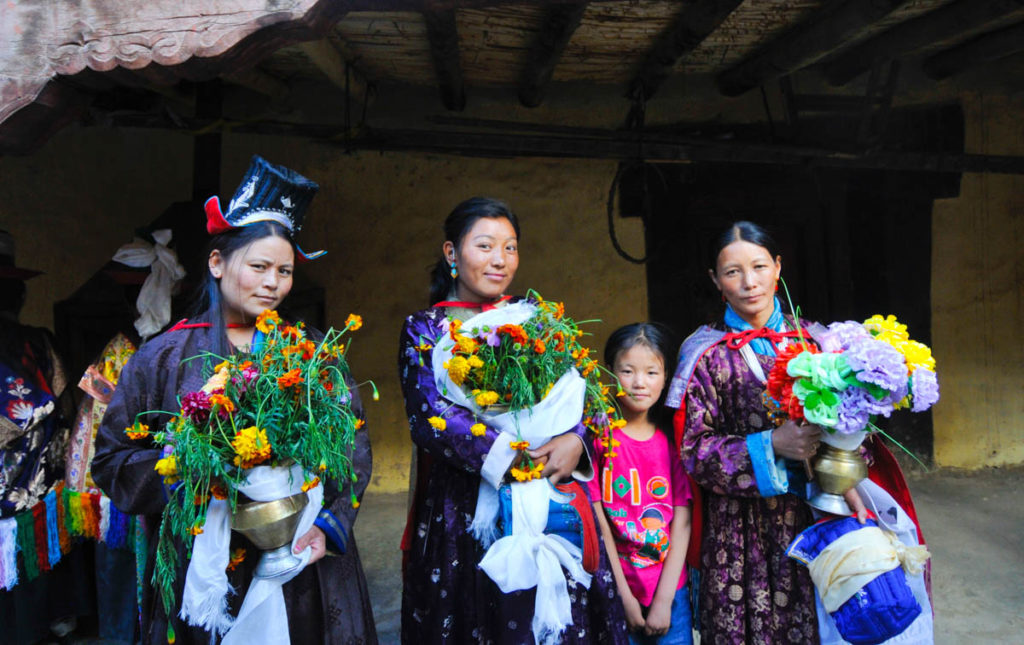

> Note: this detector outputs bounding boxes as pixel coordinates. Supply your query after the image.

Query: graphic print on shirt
[626,504,671,568]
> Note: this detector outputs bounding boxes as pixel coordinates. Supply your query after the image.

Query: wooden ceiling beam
[224,67,291,101]
[630,0,744,101]
[518,3,588,108]
[923,21,1024,79]
[716,0,910,97]
[423,8,466,111]
[299,39,369,101]
[825,0,1024,86]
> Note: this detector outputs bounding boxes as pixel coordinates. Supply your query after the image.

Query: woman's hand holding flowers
[771,419,822,461]
[527,432,584,483]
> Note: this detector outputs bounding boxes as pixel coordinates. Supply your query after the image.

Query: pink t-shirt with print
[588,428,692,606]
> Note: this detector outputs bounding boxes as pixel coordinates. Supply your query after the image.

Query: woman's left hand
[528,433,584,483]
[293,526,327,564]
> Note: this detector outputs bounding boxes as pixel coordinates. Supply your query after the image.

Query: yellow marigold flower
[475,390,500,407]
[318,461,327,473]
[209,393,235,413]
[154,456,178,484]
[125,423,150,440]
[231,426,272,469]
[456,335,480,354]
[345,313,363,331]
[615,389,626,397]
[189,525,204,536]
[443,356,471,386]
[213,360,230,373]
[543,382,555,399]
[530,462,545,479]
[510,467,530,482]
[201,366,230,394]
[428,416,447,431]
[467,355,484,369]
[277,368,304,389]
[301,477,321,492]
[898,339,936,373]
[414,342,433,353]
[470,423,486,437]
[448,318,462,340]
[609,418,627,430]
[255,310,280,333]
[354,418,366,430]
[510,440,530,451]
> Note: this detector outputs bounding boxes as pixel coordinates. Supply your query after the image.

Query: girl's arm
[644,505,691,636]
[592,500,646,632]
[844,487,868,524]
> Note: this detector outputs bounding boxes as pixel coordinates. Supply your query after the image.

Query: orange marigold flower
[210,483,228,500]
[226,548,246,571]
[281,325,301,341]
[239,361,253,370]
[413,342,433,353]
[448,319,462,340]
[345,313,363,331]
[510,440,531,451]
[277,368,304,389]
[209,393,235,413]
[498,324,529,346]
[533,338,546,354]
[354,418,365,430]
[125,423,150,440]
[301,477,321,492]
[189,524,204,536]
[255,310,280,334]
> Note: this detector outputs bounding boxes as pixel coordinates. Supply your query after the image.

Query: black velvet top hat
[0,230,42,280]
[204,155,325,261]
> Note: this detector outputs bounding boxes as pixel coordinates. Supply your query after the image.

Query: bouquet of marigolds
[436,292,624,480]
[764,314,939,439]
[127,310,371,623]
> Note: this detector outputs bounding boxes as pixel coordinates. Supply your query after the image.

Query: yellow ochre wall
[0,128,647,492]
[931,92,1024,469]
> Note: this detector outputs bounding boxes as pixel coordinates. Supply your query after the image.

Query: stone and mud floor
[357,467,1024,644]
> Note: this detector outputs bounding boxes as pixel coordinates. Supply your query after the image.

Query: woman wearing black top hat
[91,157,377,644]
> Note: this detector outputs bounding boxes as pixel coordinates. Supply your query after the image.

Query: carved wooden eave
[0,0,356,131]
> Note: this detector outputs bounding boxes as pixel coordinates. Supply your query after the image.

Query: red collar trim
[432,295,512,312]
[168,319,250,332]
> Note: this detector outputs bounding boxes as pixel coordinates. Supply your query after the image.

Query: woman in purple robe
[398,197,627,644]
[664,222,824,644]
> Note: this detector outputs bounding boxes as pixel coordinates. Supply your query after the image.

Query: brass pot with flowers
[131,310,375,631]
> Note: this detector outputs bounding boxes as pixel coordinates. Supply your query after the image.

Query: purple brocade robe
[91,316,377,645]
[681,338,818,645]
[399,305,627,644]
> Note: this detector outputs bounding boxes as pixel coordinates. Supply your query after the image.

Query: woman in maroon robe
[664,222,824,644]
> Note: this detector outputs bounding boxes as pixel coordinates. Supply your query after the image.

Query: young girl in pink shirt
[589,324,693,644]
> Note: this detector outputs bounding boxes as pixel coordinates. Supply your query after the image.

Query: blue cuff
[314,509,349,554]
[746,429,789,497]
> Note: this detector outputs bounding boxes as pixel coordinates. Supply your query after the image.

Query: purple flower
[485,331,501,347]
[911,368,939,412]
[819,321,872,353]
[844,338,908,394]
[835,388,872,434]
[181,391,211,424]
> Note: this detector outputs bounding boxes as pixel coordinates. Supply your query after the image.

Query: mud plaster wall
[931,92,1024,469]
[0,128,647,492]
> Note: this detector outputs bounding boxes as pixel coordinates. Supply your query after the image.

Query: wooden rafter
[716,0,910,97]
[299,39,369,101]
[423,8,466,111]
[224,68,290,101]
[825,0,1024,86]
[629,0,744,101]
[923,21,1024,79]
[518,3,588,108]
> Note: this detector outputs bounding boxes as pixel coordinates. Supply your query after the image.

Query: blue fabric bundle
[787,517,921,645]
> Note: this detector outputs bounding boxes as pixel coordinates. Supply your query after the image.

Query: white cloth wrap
[111,229,187,338]
[478,479,592,645]
[821,427,870,451]
[180,463,323,644]
[431,302,591,642]
[816,479,934,644]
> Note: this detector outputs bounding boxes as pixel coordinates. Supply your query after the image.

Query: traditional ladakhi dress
[91,314,378,645]
[398,300,628,644]
[665,305,821,645]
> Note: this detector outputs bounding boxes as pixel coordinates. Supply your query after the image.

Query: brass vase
[231,491,309,580]
[808,444,868,516]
